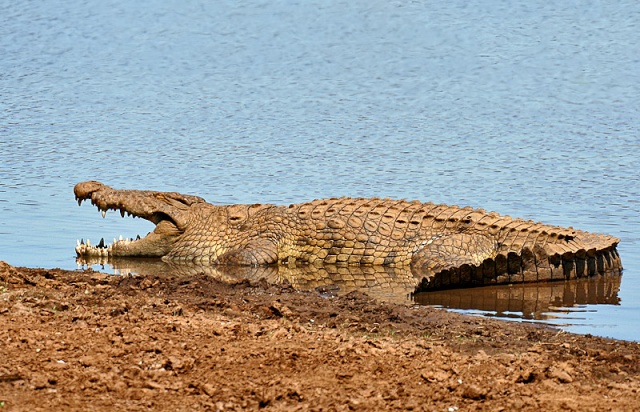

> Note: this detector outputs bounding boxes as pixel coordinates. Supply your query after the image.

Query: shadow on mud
[76,257,622,322]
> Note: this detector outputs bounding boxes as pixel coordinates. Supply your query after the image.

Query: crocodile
[73,181,622,288]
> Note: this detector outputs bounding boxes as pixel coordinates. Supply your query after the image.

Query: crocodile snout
[74,180,109,202]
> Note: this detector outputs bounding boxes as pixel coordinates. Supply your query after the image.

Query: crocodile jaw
[75,220,182,258]
[74,181,190,258]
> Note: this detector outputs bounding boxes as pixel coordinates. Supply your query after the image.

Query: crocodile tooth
[101,210,107,218]
[119,235,123,241]
[120,209,125,218]
[136,234,141,240]
[87,239,91,247]
[98,238,105,248]
[76,240,80,247]
[77,198,82,206]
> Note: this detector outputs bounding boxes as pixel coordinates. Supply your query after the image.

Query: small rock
[31,375,49,390]
[548,367,573,383]
[167,356,195,372]
[336,372,353,380]
[79,356,95,367]
[108,380,128,392]
[201,383,217,397]
[421,370,450,383]
[270,301,293,318]
[474,350,489,360]
[461,384,487,400]
[269,327,290,341]
[146,380,165,390]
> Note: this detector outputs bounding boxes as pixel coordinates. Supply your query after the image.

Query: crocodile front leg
[215,239,279,266]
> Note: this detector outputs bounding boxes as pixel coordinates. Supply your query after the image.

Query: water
[1,0,639,341]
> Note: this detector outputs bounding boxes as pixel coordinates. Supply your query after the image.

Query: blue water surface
[1,0,639,340]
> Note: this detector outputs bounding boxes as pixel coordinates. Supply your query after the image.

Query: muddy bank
[1,261,638,411]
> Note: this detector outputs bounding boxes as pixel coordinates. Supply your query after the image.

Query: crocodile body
[74,181,622,287]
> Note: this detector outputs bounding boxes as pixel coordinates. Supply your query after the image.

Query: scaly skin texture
[74,181,622,287]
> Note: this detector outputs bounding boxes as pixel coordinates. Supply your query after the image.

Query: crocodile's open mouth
[73,181,200,258]
[74,198,184,258]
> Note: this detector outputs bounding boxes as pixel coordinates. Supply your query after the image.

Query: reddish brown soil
[1,261,639,411]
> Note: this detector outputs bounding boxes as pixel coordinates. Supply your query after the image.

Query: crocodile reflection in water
[413,275,622,321]
[77,256,421,303]
[77,256,622,317]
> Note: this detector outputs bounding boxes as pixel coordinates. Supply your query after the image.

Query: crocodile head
[74,181,206,258]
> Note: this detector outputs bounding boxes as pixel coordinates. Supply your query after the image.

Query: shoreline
[1,261,639,410]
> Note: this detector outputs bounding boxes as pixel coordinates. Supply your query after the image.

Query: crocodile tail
[533,229,622,281]
[417,216,622,290]
[416,244,622,291]
[469,212,620,279]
